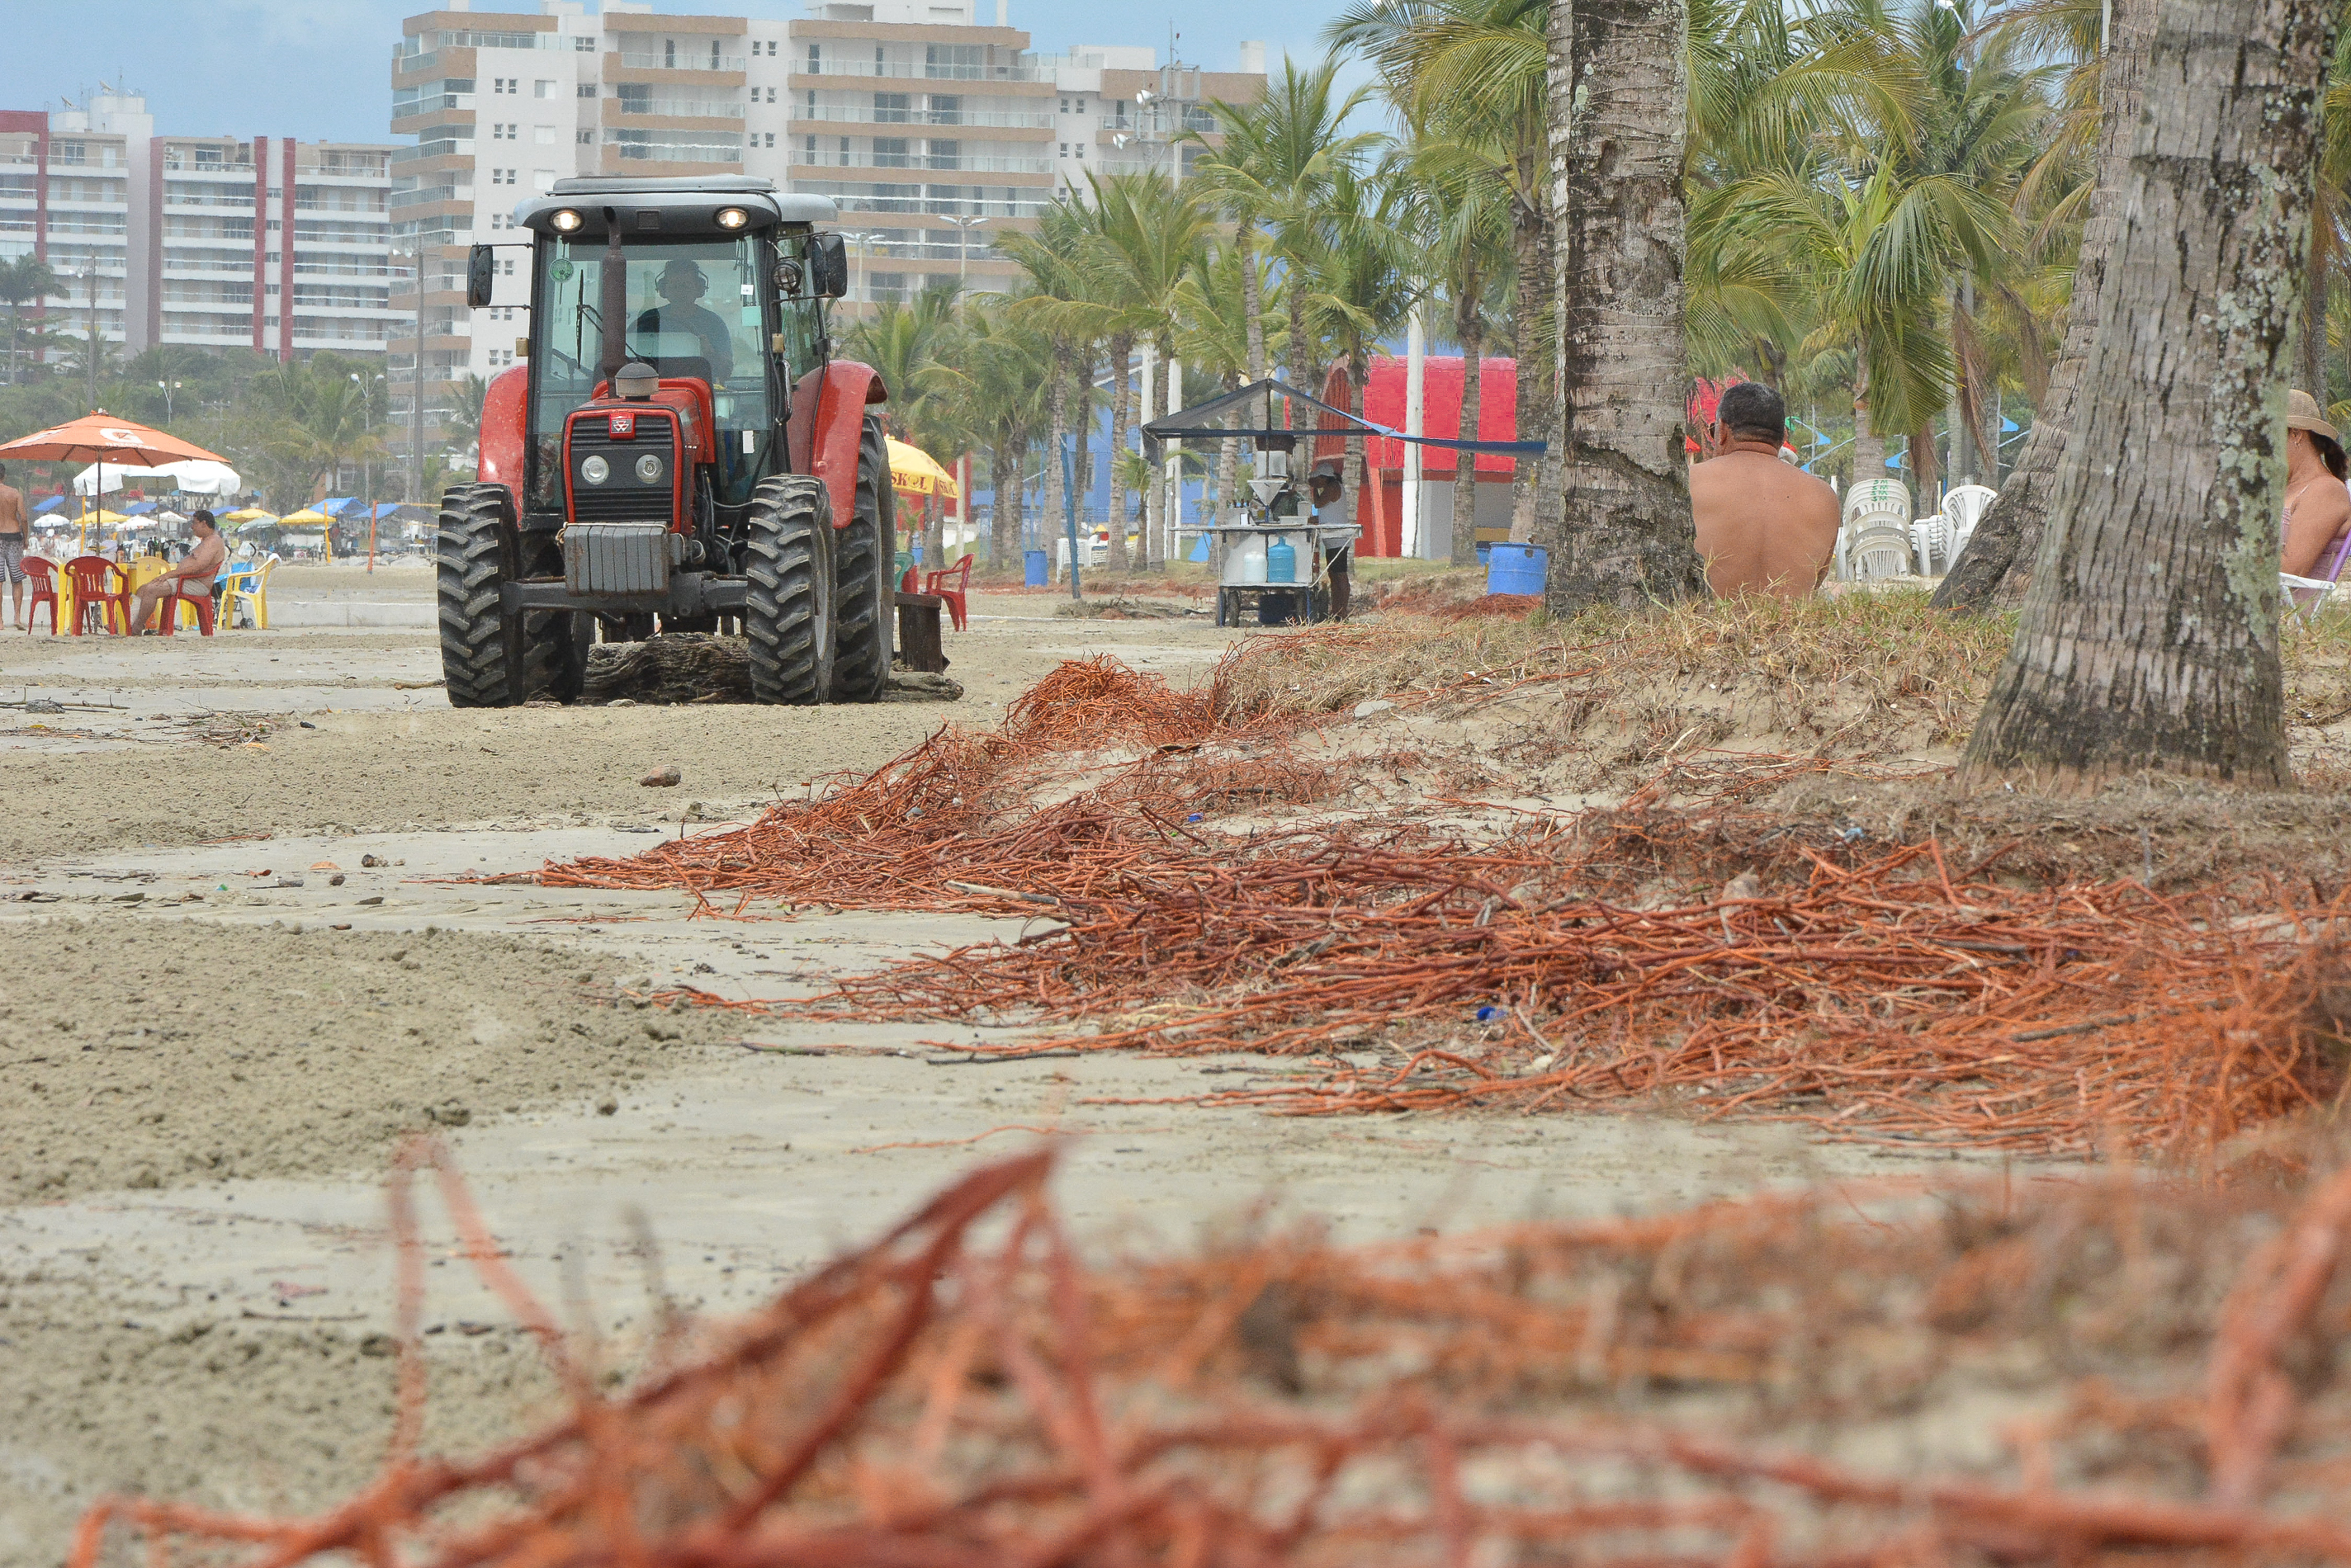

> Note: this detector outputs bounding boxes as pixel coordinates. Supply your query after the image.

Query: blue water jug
[1485,544,1548,596]
[1265,536,1296,583]
[1024,548,1048,587]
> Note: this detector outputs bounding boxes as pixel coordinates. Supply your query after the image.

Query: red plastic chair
[923,554,973,631]
[63,555,130,635]
[154,578,216,636]
[21,555,60,635]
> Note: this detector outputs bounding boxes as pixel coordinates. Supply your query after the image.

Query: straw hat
[2288,389,2339,442]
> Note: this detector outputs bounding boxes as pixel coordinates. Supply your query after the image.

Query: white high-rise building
[391,0,1266,444]
[0,90,401,364]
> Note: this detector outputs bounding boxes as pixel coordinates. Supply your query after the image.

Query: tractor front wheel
[743,474,837,704]
[831,414,896,702]
[437,484,581,706]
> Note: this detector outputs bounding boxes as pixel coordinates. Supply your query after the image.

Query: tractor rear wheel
[831,414,896,702]
[743,474,836,704]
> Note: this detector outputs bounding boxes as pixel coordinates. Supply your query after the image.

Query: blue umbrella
[34,494,64,514]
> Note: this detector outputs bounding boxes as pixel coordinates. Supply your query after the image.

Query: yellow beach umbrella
[280,507,334,525]
[225,508,277,524]
[886,437,958,498]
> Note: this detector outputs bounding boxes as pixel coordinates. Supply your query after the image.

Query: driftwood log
[579,634,962,706]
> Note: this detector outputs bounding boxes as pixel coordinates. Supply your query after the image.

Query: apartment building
[0,91,401,364]
[390,0,1265,444]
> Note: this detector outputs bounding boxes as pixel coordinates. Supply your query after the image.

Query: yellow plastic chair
[222,553,278,631]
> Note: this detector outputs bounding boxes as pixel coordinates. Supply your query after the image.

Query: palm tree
[1296,166,1418,540]
[1394,135,1512,566]
[1003,197,1117,577]
[0,255,59,385]
[1186,56,1384,435]
[1083,171,1214,567]
[953,297,1051,564]
[1329,0,1553,536]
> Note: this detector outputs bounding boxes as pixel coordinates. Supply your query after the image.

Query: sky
[10,0,1362,147]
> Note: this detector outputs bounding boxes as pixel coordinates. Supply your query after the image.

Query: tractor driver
[633,257,736,383]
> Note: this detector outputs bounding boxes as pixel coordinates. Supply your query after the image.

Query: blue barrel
[1024,548,1048,587]
[1485,543,1547,596]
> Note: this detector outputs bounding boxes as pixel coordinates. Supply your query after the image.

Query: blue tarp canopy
[34,495,65,513]
[321,497,357,515]
[124,501,157,515]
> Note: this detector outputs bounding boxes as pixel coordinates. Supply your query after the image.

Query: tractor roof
[519,179,839,239]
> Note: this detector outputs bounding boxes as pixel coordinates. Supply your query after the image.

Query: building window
[575,35,594,50]
[806,44,821,70]
[491,122,517,139]
[579,130,594,144]
[578,83,597,97]
[535,125,556,144]
[664,39,677,67]
[804,135,817,156]
[838,135,850,166]
[764,132,776,148]
[494,77,518,94]
[534,78,556,97]
[1075,144,1085,158]
[710,40,721,68]
[873,92,910,123]
[873,137,910,168]
[1058,143,1067,157]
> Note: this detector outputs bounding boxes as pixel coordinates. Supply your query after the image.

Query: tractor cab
[437,176,896,709]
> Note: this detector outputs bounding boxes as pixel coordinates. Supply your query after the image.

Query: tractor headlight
[580,454,609,485]
[550,208,583,234]
[635,453,665,484]
[715,206,748,230]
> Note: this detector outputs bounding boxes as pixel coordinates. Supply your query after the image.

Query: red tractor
[438,176,893,706]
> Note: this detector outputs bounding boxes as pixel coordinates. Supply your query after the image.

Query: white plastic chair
[1942,484,1998,560]
[1839,479,1914,581]
[1909,515,1950,575]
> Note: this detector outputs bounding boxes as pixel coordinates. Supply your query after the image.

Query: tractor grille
[567,409,679,524]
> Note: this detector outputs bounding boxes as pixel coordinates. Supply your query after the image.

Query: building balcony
[616,50,748,73]
[603,97,745,122]
[792,58,1042,83]
[790,105,1054,131]
[788,149,1049,175]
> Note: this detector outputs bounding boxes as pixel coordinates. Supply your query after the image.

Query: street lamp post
[942,214,988,290]
[844,231,887,307]
[155,380,180,422]
[351,370,382,573]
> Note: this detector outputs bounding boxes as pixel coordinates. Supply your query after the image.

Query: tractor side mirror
[807,234,849,300]
[465,244,496,310]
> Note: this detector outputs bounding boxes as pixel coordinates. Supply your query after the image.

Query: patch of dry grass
[1217,588,2013,738]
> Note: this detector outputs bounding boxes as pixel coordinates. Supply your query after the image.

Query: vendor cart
[1208,519,1360,627]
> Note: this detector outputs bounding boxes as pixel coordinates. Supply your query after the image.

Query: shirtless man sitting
[1688,381,1840,598]
[127,510,225,634]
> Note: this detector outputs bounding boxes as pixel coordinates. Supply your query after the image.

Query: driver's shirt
[632,303,735,381]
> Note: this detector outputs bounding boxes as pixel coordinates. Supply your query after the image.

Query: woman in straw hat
[2282,389,2351,579]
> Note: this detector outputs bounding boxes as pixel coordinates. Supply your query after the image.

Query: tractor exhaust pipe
[598,209,627,383]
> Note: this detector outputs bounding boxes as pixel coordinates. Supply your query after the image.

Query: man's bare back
[0,480,24,537]
[1690,441,1841,599]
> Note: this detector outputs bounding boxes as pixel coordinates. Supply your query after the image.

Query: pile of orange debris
[515,654,2349,1160]
[69,1141,2351,1567]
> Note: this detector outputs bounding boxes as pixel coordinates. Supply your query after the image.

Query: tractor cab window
[775,238,825,387]
[529,234,773,511]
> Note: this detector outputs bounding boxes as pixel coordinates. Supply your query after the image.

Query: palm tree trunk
[1107,333,1133,574]
[990,438,1015,564]
[1142,356,1163,576]
[1852,380,1884,489]
[1910,421,1941,519]
[1451,298,1484,569]
[1509,186,1551,544]
[1540,0,1707,612]
[1284,273,1313,438]
[1933,0,2153,612]
[1960,0,2329,791]
[1239,222,1266,383]
[1043,342,1071,564]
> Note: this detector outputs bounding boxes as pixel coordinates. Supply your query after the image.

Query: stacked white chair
[1839,478,1916,582]
[1941,484,1999,564]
